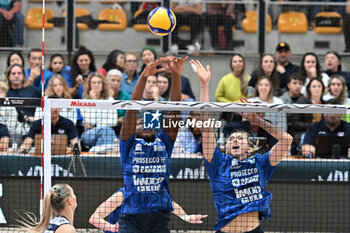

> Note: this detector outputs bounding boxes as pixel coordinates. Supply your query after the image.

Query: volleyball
[147,7,176,36]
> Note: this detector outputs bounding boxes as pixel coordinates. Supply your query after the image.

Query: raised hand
[166,56,188,77]
[239,97,261,123]
[189,59,211,85]
[141,57,166,78]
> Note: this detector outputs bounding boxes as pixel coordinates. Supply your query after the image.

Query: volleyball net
[0,98,350,232]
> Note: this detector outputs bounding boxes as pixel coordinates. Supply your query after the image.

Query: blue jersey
[105,188,125,233]
[204,148,276,231]
[120,131,174,214]
[44,216,73,233]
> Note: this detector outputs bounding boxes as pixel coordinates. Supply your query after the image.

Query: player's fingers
[156,68,166,73]
[182,56,189,62]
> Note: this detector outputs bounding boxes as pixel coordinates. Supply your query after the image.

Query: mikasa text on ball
[147,7,176,36]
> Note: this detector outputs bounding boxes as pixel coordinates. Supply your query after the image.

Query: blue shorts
[118,211,170,233]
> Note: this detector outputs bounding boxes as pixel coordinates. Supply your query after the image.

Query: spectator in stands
[344,0,350,52]
[98,49,125,76]
[323,75,350,104]
[302,98,350,157]
[162,54,195,101]
[299,52,328,95]
[0,81,18,144]
[248,54,280,97]
[249,76,287,131]
[322,51,350,97]
[106,69,130,136]
[120,53,140,96]
[18,100,79,153]
[0,0,24,47]
[142,75,164,101]
[48,53,71,84]
[306,77,325,123]
[216,53,251,102]
[206,2,235,50]
[69,46,97,99]
[0,51,24,81]
[5,64,40,124]
[275,42,300,90]
[171,0,203,53]
[25,48,54,90]
[81,73,117,152]
[44,75,77,125]
[157,72,171,100]
[280,73,312,155]
[173,111,203,155]
[139,46,157,74]
[0,122,9,151]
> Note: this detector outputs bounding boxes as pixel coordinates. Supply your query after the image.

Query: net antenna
[39,0,47,219]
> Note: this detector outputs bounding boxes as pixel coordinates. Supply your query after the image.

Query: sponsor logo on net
[143,110,221,129]
[70,100,96,107]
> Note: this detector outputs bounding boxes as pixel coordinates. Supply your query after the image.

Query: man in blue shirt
[120,53,140,95]
[119,56,187,233]
[25,48,54,90]
[302,98,350,157]
[190,59,293,233]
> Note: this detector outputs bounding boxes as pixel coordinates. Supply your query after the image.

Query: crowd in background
[0,41,350,156]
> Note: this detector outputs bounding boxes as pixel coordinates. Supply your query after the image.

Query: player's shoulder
[56,224,76,233]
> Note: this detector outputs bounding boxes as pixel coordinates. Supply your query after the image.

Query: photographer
[18,96,79,153]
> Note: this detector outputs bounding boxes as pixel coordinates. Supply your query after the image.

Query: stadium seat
[278,11,308,33]
[132,9,149,32]
[98,9,127,31]
[62,8,91,30]
[76,0,91,3]
[25,8,54,30]
[242,11,272,33]
[314,12,342,34]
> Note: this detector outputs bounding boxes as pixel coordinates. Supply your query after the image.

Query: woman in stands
[0,51,25,82]
[48,53,71,84]
[248,54,280,97]
[299,52,328,95]
[44,75,77,124]
[323,75,350,104]
[80,72,117,152]
[18,183,77,233]
[306,77,325,123]
[98,49,125,76]
[190,59,292,233]
[139,46,157,74]
[89,187,207,233]
[157,72,171,100]
[69,46,97,99]
[249,76,287,131]
[215,53,251,103]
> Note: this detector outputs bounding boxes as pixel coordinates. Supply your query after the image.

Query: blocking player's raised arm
[164,56,187,141]
[190,59,216,163]
[121,58,166,141]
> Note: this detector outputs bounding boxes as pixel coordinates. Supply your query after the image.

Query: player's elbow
[286,133,293,146]
[88,215,95,225]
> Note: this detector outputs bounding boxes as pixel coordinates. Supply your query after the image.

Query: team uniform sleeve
[120,134,136,163]
[203,147,225,178]
[255,151,276,183]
